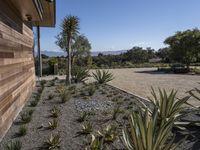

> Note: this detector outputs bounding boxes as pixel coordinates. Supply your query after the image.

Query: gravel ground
[106,68,200,107]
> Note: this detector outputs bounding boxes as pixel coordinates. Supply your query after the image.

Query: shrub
[30,100,38,107]
[17,125,27,137]
[4,140,22,150]
[72,66,90,83]
[48,119,58,130]
[92,70,114,84]
[122,108,184,150]
[45,134,62,149]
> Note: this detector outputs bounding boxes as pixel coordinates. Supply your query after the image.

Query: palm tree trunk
[66,39,72,85]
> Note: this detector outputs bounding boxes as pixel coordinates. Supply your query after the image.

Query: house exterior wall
[0,1,35,141]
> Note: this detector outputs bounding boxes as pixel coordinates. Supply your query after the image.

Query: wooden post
[37,26,42,77]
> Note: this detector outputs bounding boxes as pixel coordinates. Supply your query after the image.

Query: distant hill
[41,50,127,57]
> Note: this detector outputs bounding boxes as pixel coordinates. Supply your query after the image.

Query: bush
[92,70,114,84]
[17,125,27,137]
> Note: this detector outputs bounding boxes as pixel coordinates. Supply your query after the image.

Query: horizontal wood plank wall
[0,1,35,141]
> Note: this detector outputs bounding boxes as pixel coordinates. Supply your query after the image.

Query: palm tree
[61,15,80,84]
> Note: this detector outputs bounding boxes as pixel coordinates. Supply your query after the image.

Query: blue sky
[37,0,200,52]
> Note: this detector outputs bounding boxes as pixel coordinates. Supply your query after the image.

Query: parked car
[171,63,188,73]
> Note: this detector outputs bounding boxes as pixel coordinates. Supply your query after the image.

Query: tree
[56,15,80,84]
[164,28,200,70]
[72,35,91,64]
[157,47,171,63]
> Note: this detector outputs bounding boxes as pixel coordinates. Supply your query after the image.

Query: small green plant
[20,110,33,123]
[88,85,96,96]
[45,134,62,149]
[16,125,27,137]
[86,135,104,150]
[4,140,22,150]
[48,119,58,130]
[98,125,117,143]
[92,70,114,84]
[77,112,89,122]
[50,106,60,118]
[81,122,93,134]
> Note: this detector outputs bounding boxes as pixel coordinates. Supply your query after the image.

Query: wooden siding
[0,1,35,141]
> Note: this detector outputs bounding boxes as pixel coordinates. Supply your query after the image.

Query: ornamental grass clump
[92,70,114,84]
[86,135,104,150]
[20,110,34,124]
[97,125,117,143]
[4,140,22,150]
[48,119,58,130]
[88,84,96,96]
[81,122,93,134]
[16,125,27,137]
[77,112,89,123]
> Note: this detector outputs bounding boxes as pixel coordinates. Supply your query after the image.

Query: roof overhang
[9,0,56,27]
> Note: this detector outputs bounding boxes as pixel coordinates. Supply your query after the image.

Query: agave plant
[86,134,104,150]
[92,70,114,84]
[122,108,185,150]
[50,106,60,118]
[188,87,200,102]
[48,119,58,130]
[81,122,93,134]
[45,134,62,149]
[77,112,89,122]
[149,88,190,124]
[97,125,117,143]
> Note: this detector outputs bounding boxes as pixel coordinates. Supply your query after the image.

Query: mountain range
[41,50,128,57]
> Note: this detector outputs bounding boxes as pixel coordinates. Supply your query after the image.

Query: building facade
[0,0,55,141]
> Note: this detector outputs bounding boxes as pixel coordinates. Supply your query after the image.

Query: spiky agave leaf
[122,107,185,150]
[92,70,114,84]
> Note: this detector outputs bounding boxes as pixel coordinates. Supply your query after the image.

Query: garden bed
[0,79,200,150]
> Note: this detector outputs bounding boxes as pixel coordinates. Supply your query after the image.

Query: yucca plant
[48,119,58,130]
[81,122,93,134]
[17,125,27,137]
[50,106,60,118]
[4,140,22,150]
[72,66,90,83]
[149,88,190,124]
[45,134,62,149]
[188,87,200,102]
[86,134,104,150]
[92,70,114,84]
[122,108,184,150]
[97,125,117,143]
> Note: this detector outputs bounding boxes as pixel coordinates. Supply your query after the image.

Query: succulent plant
[92,70,114,84]
[45,134,62,149]
[48,119,58,130]
[4,140,22,150]
[50,106,60,118]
